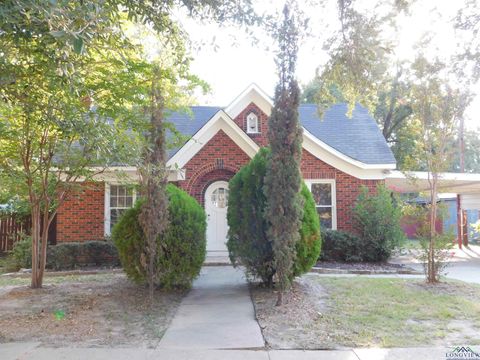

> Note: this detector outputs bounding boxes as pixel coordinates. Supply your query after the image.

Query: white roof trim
[166,110,260,169]
[302,128,395,179]
[225,83,273,119]
[388,170,480,182]
[386,170,480,194]
[89,167,185,182]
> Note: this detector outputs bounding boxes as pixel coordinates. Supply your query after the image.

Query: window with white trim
[246,112,259,134]
[307,180,337,230]
[108,185,137,232]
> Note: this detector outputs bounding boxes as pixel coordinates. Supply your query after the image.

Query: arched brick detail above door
[178,129,251,205]
[187,167,236,206]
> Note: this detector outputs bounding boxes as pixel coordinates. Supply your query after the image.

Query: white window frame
[104,183,137,236]
[305,179,337,230]
[246,112,259,134]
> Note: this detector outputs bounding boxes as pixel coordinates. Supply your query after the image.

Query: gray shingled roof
[167,106,221,158]
[299,103,396,165]
[166,103,396,165]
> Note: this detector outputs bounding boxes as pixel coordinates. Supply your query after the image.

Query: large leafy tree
[0,2,147,288]
[0,0,258,289]
[301,1,418,170]
[264,3,304,306]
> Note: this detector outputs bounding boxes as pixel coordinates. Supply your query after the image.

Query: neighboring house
[401,194,480,243]
[55,84,396,255]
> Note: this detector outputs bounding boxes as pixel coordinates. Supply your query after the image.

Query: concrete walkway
[1,342,468,360]
[157,265,265,350]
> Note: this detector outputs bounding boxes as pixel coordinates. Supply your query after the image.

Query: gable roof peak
[225,83,273,119]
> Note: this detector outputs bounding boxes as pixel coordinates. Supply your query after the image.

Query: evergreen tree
[264,3,303,306]
[138,65,170,302]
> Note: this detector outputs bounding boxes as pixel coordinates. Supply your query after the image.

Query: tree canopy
[0,0,260,288]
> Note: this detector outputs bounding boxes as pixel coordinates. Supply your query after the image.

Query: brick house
[56,84,396,255]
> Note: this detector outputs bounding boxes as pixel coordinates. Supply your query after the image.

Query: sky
[175,0,479,130]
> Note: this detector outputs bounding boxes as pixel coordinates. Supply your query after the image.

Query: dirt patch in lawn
[252,275,480,349]
[251,277,335,349]
[0,273,185,347]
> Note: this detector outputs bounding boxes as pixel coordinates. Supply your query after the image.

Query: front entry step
[204,252,231,266]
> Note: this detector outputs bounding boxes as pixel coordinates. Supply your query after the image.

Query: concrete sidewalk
[157,266,265,349]
[1,343,464,360]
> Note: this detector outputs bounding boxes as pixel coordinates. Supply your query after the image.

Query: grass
[0,255,15,275]
[400,238,423,250]
[313,277,480,347]
[0,272,118,287]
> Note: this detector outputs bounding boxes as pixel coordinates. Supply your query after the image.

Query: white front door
[205,181,229,253]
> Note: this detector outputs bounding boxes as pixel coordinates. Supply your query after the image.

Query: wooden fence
[0,216,31,253]
[0,215,57,253]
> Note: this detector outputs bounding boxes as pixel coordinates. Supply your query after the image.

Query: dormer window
[246,112,259,134]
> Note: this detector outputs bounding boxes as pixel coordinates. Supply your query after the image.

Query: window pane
[110,185,118,197]
[119,186,126,197]
[125,196,133,207]
[211,188,228,208]
[110,196,117,208]
[247,113,258,133]
[317,207,332,229]
[110,208,126,230]
[311,183,331,206]
[117,195,125,208]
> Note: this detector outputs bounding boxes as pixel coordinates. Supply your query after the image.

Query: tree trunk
[30,205,41,288]
[276,290,283,306]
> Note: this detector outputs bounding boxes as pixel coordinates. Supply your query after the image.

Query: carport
[386,170,480,247]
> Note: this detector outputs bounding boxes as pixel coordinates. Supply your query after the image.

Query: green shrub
[10,234,32,269]
[227,148,321,285]
[47,241,119,270]
[8,238,119,271]
[320,230,363,262]
[353,185,405,262]
[295,184,322,275]
[404,202,454,281]
[112,184,206,289]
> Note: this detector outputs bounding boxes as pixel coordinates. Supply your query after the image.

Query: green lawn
[315,277,480,347]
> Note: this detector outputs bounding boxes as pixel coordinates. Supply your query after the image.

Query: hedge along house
[56,84,396,256]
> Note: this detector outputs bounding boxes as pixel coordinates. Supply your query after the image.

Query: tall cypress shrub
[227,148,321,287]
[264,4,303,306]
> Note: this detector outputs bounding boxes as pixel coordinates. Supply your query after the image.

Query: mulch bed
[313,261,420,274]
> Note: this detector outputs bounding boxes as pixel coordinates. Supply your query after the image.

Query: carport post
[457,194,463,249]
[463,210,469,247]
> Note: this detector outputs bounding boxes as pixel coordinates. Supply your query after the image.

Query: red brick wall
[233,102,269,146]
[55,104,384,242]
[178,129,251,205]
[56,182,105,243]
[178,128,383,233]
[300,150,382,233]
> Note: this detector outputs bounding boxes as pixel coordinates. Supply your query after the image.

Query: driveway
[391,244,480,284]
